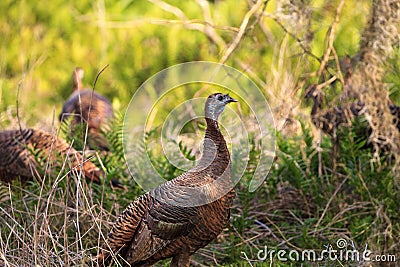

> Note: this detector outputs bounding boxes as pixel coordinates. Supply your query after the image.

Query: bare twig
[265,14,320,62]
[102,18,238,34]
[315,75,338,92]
[314,175,349,230]
[331,46,345,85]
[147,0,227,49]
[92,64,110,90]
[16,80,24,134]
[81,64,110,152]
[147,0,188,20]
[315,0,345,80]
[220,0,268,64]
[263,215,302,251]
[196,0,226,49]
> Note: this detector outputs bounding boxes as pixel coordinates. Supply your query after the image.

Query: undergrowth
[1,114,399,266]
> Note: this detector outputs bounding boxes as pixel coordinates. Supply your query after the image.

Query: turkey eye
[217,95,223,101]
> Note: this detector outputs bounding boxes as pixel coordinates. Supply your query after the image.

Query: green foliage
[1,104,399,266]
[385,48,400,103]
[1,0,399,266]
[257,121,399,266]
[0,0,370,126]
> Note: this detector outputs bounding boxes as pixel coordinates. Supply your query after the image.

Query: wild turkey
[305,84,365,137]
[59,67,114,150]
[306,83,400,136]
[98,93,237,267]
[0,128,104,184]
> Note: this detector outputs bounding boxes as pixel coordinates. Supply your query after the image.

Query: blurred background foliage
[0,0,370,129]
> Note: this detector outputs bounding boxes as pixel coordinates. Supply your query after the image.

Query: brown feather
[59,67,114,150]
[99,93,237,267]
[0,128,103,184]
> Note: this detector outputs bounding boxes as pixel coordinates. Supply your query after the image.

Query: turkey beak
[225,94,238,103]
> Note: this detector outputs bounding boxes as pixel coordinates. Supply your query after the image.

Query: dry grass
[0,175,113,266]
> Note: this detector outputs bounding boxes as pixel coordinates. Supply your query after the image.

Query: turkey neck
[198,117,231,177]
[205,117,224,142]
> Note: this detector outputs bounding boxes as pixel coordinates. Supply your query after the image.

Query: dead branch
[219,0,268,64]
[147,0,227,50]
[315,0,345,79]
[196,0,226,49]
[263,13,320,62]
